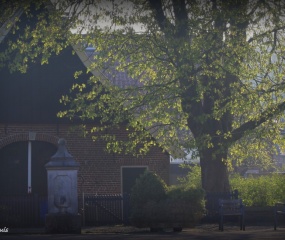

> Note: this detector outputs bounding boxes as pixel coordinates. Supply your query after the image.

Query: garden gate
[82,194,130,226]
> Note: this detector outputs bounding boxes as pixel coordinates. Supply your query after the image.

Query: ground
[2,224,285,239]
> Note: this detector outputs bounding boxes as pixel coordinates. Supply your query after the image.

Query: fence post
[34,194,39,227]
[123,193,130,225]
[233,189,239,199]
[95,197,98,223]
[82,192,85,227]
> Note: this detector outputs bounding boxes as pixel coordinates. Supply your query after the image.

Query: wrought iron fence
[0,193,131,228]
[0,194,47,228]
[82,193,130,226]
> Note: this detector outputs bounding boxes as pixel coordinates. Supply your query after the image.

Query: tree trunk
[199,149,230,193]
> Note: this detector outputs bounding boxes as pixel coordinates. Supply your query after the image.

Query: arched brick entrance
[0,139,57,195]
[0,133,59,149]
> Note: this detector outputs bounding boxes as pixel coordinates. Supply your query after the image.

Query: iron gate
[83,194,130,226]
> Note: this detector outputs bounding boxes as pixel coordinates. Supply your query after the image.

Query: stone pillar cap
[45,138,80,169]
[51,138,73,159]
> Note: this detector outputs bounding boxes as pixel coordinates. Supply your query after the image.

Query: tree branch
[231,101,285,143]
[247,26,285,44]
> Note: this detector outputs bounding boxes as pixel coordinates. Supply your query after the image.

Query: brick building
[0,8,169,198]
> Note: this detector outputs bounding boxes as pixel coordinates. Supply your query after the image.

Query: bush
[130,170,205,227]
[166,185,205,223]
[230,174,285,206]
[178,163,285,207]
[130,171,167,225]
[130,170,167,207]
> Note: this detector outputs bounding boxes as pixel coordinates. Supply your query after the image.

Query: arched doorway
[0,141,56,196]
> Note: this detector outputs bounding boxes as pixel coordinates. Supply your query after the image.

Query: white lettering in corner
[0,227,8,233]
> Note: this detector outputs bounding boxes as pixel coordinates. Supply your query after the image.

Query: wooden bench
[218,199,245,231]
[274,202,285,230]
[205,190,239,220]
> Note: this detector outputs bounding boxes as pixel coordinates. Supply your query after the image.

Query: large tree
[1,0,285,192]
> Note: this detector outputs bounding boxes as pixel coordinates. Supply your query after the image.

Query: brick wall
[0,123,170,195]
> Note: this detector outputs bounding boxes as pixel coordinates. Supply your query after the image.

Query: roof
[0,7,94,124]
[84,48,142,89]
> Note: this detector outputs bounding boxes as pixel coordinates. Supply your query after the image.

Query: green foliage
[130,171,167,226]
[166,185,205,223]
[228,127,285,172]
[130,170,167,208]
[167,185,205,203]
[230,174,285,207]
[179,165,285,207]
[2,0,285,192]
[178,164,202,189]
[130,170,205,227]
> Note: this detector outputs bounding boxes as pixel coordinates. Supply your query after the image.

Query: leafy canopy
[2,0,285,166]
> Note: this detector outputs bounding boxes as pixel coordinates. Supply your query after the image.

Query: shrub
[178,163,285,207]
[130,170,167,207]
[130,171,167,225]
[130,170,205,227]
[230,174,285,207]
[166,185,205,223]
